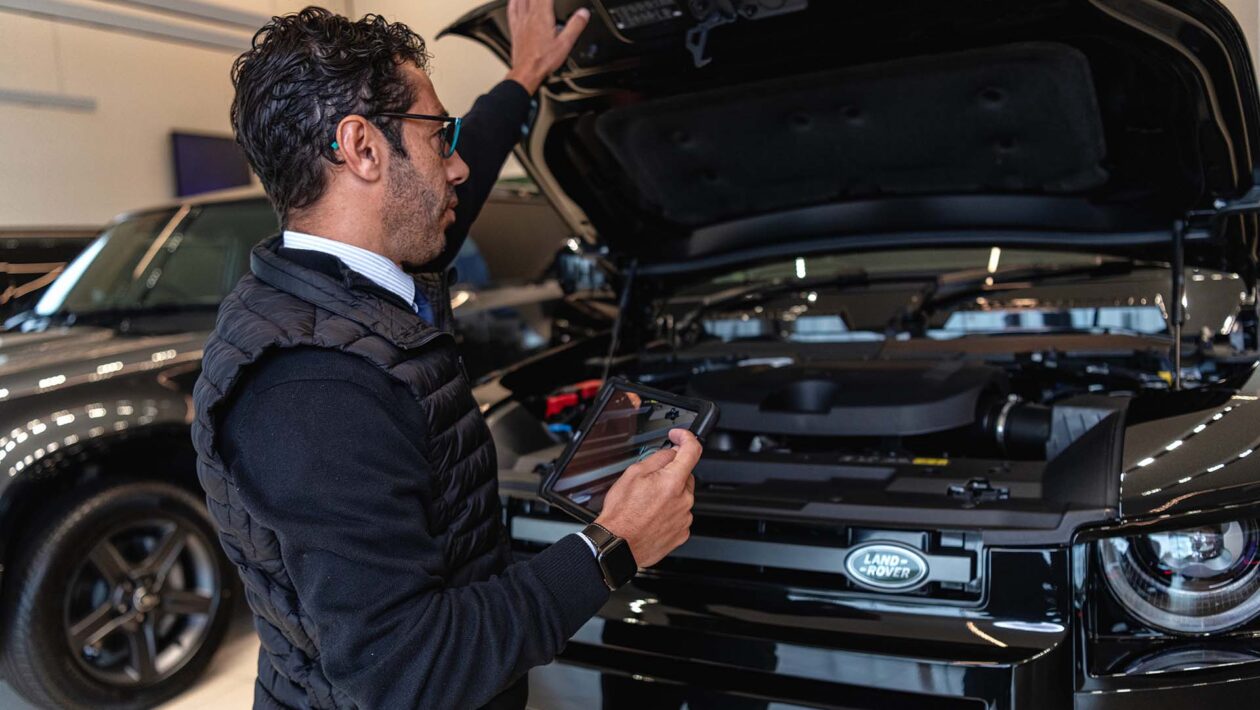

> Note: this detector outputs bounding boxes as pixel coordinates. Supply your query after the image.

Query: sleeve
[435,79,534,270]
[223,354,608,710]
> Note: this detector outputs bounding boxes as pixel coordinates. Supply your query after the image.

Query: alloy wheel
[62,517,221,686]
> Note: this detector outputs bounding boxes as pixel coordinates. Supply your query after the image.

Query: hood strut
[1171,221,1186,389]
[602,259,638,382]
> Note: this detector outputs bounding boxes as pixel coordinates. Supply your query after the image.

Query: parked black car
[0,184,604,708]
[0,229,96,321]
[447,1,1260,707]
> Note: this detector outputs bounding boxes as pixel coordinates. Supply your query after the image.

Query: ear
[332,115,386,184]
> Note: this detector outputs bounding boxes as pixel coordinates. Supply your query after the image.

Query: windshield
[35,199,278,317]
[669,247,1210,343]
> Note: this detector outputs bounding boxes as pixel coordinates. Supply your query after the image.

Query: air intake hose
[978,395,1053,457]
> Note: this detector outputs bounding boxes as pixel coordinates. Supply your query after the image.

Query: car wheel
[1,479,233,709]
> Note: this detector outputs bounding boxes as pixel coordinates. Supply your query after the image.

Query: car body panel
[515,515,1075,708]
[0,327,205,402]
[1118,366,1260,518]
[0,326,207,566]
[444,0,1260,272]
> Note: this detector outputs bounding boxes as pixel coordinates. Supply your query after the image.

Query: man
[190,3,701,709]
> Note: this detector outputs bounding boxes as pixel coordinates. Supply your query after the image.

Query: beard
[381,154,450,270]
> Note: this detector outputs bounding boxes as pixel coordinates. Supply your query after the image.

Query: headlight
[1099,519,1260,634]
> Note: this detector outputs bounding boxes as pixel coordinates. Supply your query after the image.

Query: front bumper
[515,517,1260,709]
[531,621,1260,709]
[534,617,1059,709]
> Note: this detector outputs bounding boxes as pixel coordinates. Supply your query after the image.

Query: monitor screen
[171,132,251,197]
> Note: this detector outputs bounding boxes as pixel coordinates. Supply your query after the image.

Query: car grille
[509,509,983,603]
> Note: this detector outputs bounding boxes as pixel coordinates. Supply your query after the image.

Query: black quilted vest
[190,236,509,708]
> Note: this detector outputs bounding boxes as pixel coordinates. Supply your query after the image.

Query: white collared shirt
[282,230,416,307]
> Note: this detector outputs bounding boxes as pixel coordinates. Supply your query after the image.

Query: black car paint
[444,0,1260,273]
[1119,367,1260,518]
[485,378,1260,708]
[0,326,208,598]
[443,1,1260,707]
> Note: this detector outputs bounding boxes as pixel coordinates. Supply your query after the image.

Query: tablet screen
[552,388,699,515]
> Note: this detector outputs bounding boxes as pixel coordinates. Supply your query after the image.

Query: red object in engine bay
[544,379,605,418]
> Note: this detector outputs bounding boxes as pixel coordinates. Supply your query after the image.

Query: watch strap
[581,522,618,550]
[581,523,637,590]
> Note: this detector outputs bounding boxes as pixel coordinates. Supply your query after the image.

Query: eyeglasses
[372,112,463,158]
[330,114,463,157]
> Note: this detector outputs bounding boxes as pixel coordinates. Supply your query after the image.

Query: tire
[1,479,234,709]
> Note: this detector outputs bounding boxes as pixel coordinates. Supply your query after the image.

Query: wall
[0,1,350,228]
[0,0,519,229]
[0,1,1258,228]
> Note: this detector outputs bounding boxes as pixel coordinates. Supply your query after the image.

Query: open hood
[444,0,1260,275]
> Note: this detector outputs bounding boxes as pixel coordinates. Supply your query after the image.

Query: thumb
[661,429,702,486]
[629,444,677,476]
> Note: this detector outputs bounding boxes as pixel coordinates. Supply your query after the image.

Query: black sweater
[218,81,609,710]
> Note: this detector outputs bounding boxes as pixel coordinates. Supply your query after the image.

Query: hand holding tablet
[539,379,718,567]
[594,428,702,567]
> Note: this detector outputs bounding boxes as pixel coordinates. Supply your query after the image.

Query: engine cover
[687,361,1008,436]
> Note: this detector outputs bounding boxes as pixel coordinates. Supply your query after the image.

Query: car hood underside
[445,0,1260,272]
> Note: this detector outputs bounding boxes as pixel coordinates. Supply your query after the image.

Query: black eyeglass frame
[371,112,463,158]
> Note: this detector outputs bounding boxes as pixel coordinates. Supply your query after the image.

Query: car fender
[0,360,201,588]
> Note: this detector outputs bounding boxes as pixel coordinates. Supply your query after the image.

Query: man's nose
[446,150,469,186]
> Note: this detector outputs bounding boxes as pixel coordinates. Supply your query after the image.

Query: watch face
[600,538,638,589]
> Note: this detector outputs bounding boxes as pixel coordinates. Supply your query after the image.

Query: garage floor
[0,605,259,710]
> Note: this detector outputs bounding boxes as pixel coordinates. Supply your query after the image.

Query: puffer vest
[190,236,509,708]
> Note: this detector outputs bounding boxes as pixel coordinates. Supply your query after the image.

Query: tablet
[539,378,719,522]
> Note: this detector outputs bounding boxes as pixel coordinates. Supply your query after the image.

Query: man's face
[380,64,469,269]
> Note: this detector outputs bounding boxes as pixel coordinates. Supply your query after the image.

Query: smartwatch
[581,523,637,590]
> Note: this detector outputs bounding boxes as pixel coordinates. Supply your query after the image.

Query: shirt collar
[282,230,416,307]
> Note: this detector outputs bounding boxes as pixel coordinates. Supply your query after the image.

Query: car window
[35,210,177,316]
[35,199,277,316]
[137,201,277,308]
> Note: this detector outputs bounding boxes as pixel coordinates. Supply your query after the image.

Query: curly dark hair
[230,6,431,222]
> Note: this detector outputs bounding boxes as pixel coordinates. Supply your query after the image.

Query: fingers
[557,7,591,47]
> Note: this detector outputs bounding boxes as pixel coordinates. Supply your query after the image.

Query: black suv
[447,1,1260,707]
[0,185,600,708]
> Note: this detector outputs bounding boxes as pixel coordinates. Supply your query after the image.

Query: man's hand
[594,428,701,568]
[505,0,591,94]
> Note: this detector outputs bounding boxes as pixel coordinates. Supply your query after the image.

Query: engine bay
[486,249,1258,539]
[486,325,1256,541]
